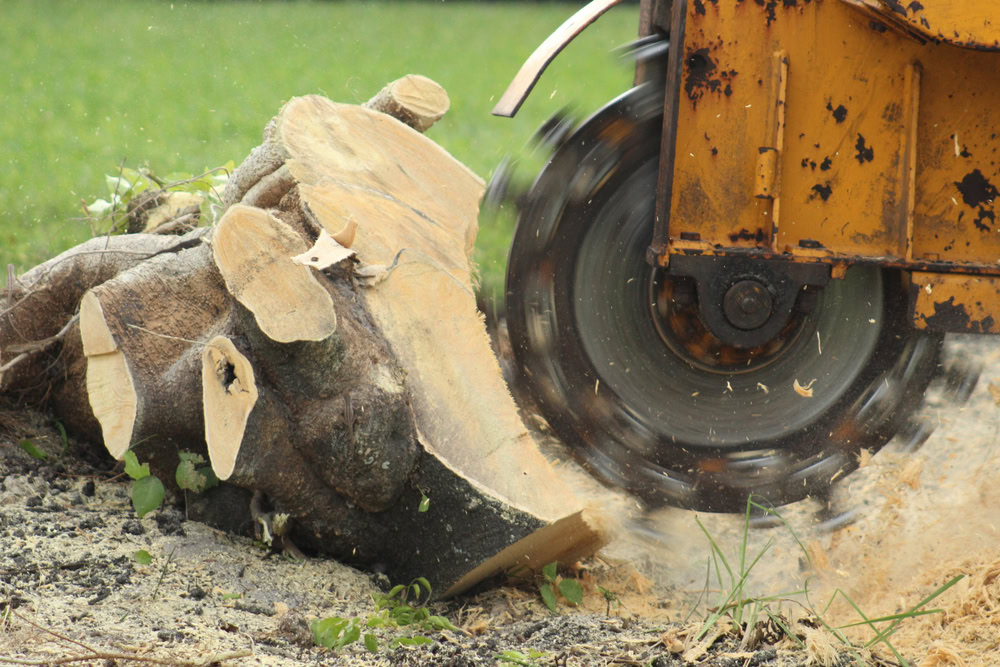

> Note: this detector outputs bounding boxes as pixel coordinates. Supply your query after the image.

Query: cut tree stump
[363,74,450,133]
[0,76,613,597]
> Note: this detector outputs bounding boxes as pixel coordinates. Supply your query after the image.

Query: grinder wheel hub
[724,280,773,330]
[650,273,806,375]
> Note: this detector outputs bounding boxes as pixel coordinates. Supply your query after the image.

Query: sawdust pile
[888,554,1000,665]
[576,337,1000,665]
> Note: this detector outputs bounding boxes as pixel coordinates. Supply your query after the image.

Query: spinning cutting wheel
[503,82,943,512]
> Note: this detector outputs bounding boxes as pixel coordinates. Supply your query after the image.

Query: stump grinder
[491,0,998,513]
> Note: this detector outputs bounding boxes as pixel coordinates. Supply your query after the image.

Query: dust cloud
[552,335,1000,664]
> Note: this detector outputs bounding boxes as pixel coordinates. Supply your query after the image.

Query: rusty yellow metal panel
[911,45,1000,265]
[665,0,1000,275]
[910,272,1000,332]
[844,0,1000,50]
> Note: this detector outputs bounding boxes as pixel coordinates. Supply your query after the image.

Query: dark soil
[0,399,880,666]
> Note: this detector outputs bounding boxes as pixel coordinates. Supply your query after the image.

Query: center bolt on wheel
[724,280,773,330]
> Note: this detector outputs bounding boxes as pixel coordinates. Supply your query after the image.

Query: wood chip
[291,228,355,269]
[900,458,924,490]
[793,378,817,398]
[988,382,1000,406]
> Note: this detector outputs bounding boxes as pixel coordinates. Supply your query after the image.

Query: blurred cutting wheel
[504,82,943,512]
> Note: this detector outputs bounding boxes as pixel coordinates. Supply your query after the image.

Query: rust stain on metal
[756,0,778,25]
[728,228,767,243]
[923,297,995,332]
[911,273,1000,333]
[954,169,998,233]
[826,101,848,123]
[810,183,833,201]
[854,134,874,164]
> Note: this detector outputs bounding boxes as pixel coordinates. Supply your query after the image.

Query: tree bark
[0,77,611,597]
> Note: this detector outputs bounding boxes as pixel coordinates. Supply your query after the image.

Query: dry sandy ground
[1,334,999,666]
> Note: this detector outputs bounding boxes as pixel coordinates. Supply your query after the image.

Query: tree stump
[0,77,612,597]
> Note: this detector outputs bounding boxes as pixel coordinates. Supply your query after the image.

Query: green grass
[0,0,640,295]
[692,497,963,665]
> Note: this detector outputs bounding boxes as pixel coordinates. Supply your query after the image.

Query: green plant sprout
[17,439,48,462]
[121,449,220,519]
[311,577,459,653]
[83,163,231,236]
[497,648,548,666]
[132,550,153,566]
[597,585,623,616]
[175,451,219,494]
[122,450,165,519]
[539,561,583,613]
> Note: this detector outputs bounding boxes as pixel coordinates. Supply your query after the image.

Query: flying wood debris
[793,378,818,398]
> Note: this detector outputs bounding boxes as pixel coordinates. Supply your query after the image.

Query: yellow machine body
[646,0,1000,333]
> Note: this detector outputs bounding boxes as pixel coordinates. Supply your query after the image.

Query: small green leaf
[412,577,432,602]
[175,457,217,493]
[392,607,416,626]
[131,475,164,517]
[162,171,194,184]
[175,459,202,491]
[177,450,206,465]
[498,650,531,666]
[199,466,219,489]
[133,549,153,565]
[184,178,214,193]
[120,167,142,185]
[394,636,432,647]
[364,632,378,652]
[542,561,558,583]
[558,578,583,606]
[540,583,558,613]
[86,198,115,215]
[222,592,242,600]
[418,492,430,513]
[336,622,361,649]
[54,421,69,453]
[123,450,150,480]
[311,617,347,648]
[18,439,48,461]
[427,615,460,632]
[106,173,132,196]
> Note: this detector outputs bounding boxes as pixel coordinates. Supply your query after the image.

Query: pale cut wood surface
[274,95,589,524]
[212,204,337,343]
[364,74,450,133]
[203,335,259,481]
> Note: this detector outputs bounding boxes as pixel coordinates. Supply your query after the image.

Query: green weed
[692,496,962,664]
[122,449,219,519]
[310,577,459,653]
[17,439,48,462]
[538,561,583,613]
[122,450,165,519]
[498,648,549,666]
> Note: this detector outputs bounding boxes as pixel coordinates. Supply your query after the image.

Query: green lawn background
[1,0,639,295]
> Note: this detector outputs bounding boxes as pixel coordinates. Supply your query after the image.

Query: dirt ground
[1,334,999,666]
